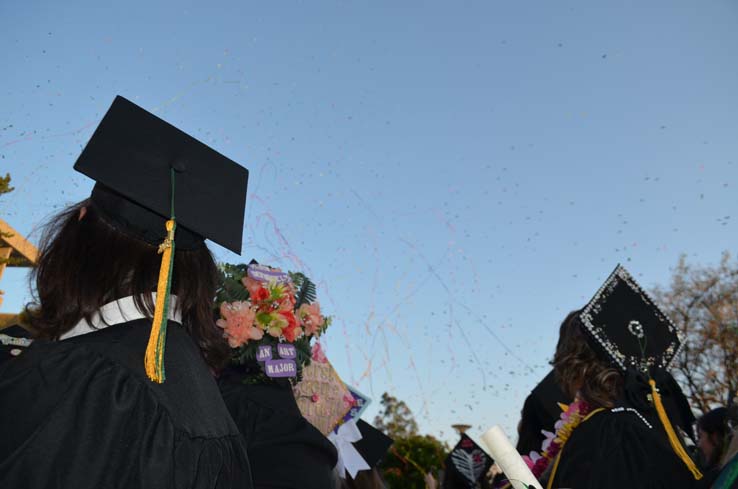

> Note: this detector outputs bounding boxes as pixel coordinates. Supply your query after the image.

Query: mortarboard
[580,264,681,373]
[74,95,249,254]
[73,95,249,382]
[445,433,493,488]
[353,419,393,468]
[580,265,702,480]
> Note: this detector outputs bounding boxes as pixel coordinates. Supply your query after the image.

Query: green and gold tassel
[144,168,178,383]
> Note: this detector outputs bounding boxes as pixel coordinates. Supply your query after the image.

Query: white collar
[60,294,181,341]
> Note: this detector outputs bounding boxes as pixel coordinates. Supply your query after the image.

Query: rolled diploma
[481,426,543,489]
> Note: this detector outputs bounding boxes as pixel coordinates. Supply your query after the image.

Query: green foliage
[0,173,13,197]
[0,173,14,242]
[380,435,448,489]
[374,393,448,488]
[290,271,317,308]
[216,263,250,303]
[316,315,332,337]
[293,335,313,380]
[374,392,419,439]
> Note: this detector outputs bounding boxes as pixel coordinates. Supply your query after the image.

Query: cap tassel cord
[144,219,176,383]
[648,379,703,480]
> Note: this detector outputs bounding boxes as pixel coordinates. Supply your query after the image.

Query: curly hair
[551,310,623,408]
[27,200,230,370]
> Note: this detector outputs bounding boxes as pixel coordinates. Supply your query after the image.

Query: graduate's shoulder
[558,406,698,489]
[0,320,237,438]
[0,328,250,489]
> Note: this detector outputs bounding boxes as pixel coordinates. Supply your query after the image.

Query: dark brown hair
[28,200,229,369]
[551,310,623,408]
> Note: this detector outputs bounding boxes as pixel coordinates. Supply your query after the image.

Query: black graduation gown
[218,369,338,489]
[0,319,253,489]
[549,408,699,489]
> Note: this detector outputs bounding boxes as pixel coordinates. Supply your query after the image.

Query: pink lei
[522,397,593,479]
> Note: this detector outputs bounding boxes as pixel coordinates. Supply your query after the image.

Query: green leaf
[216,263,251,303]
[292,272,317,308]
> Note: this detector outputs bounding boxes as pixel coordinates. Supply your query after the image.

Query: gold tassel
[649,379,703,480]
[144,219,176,383]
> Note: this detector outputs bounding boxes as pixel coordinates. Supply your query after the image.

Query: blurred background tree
[374,392,419,439]
[375,392,447,488]
[653,253,738,414]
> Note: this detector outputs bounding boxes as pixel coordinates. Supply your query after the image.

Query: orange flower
[242,276,263,296]
[283,324,302,342]
[253,286,270,302]
[280,311,302,342]
[298,302,324,336]
[216,301,263,347]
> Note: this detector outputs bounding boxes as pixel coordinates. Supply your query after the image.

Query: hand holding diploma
[481,426,543,489]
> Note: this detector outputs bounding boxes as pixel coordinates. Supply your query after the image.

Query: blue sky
[1,0,737,444]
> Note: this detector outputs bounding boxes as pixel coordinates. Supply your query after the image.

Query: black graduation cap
[579,265,682,373]
[353,420,393,468]
[74,95,249,254]
[445,433,493,488]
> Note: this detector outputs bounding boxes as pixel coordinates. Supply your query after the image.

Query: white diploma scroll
[481,426,543,489]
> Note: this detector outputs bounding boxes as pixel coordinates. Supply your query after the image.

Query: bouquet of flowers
[215,262,331,383]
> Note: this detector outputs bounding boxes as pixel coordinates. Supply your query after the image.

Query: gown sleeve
[550,408,699,489]
[0,337,252,489]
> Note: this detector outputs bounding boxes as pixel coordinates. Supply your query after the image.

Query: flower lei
[523,397,593,479]
[215,262,331,383]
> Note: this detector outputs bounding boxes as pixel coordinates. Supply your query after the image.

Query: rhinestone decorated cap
[579,265,682,373]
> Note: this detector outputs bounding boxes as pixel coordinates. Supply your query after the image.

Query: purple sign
[248,264,290,284]
[277,343,297,359]
[256,345,272,361]
[264,359,297,378]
